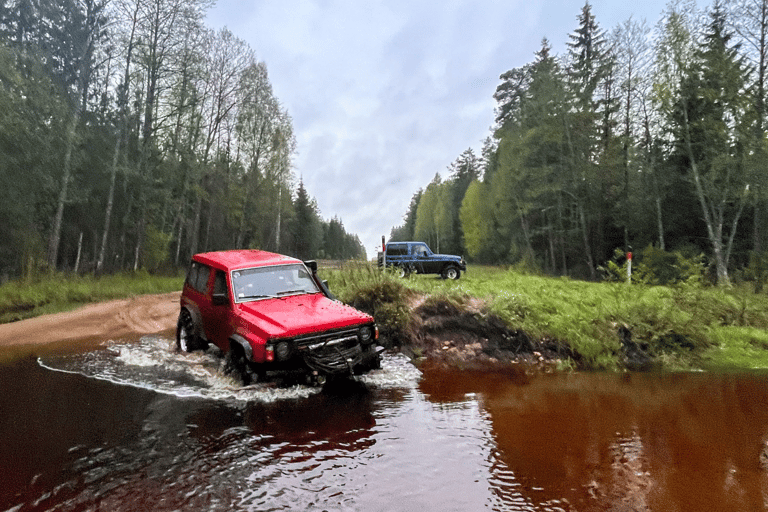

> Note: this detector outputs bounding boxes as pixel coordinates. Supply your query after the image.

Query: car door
[412,243,431,274]
[183,260,211,319]
[201,268,232,349]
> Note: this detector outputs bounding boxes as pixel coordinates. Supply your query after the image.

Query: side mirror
[212,293,228,306]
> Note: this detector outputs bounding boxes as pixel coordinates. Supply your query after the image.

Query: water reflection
[420,366,768,511]
[4,339,768,511]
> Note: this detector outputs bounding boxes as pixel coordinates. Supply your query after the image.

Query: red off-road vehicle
[176,250,382,385]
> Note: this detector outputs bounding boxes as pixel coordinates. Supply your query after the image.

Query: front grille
[294,327,363,375]
[295,327,360,349]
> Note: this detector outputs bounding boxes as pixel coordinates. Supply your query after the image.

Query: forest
[389,0,768,286]
[0,0,364,281]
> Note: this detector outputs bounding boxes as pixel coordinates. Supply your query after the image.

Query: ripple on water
[37,336,421,403]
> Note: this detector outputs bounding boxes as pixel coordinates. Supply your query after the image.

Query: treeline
[391,0,768,285]
[0,0,363,280]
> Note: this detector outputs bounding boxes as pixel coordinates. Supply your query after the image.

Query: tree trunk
[97,2,140,274]
[74,232,84,273]
[578,201,596,280]
[682,107,730,285]
[48,107,81,270]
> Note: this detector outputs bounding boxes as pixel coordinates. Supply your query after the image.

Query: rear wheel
[441,266,460,280]
[396,265,410,278]
[176,310,206,352]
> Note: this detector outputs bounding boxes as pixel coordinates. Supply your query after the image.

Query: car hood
[432,253,462,260]
[235,293,372,339]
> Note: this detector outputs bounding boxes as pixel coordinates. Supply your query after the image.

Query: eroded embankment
[397,296,579,372]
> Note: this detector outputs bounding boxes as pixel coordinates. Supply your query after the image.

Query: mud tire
[226,345,257,385]
[441,266,460,280]
[176,310,206,352]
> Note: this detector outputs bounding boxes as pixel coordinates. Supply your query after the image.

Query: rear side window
[186,261,211,294]
[388,244,407,256]
[213,270,228,298]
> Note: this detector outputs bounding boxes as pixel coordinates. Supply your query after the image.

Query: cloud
[207,0,673,258]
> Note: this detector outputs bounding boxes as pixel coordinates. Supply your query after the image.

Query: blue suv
[378,241,466,279]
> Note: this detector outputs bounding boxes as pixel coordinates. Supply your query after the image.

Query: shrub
[601,246,706,286]
[635,245,706,286]
[744,251,768,293]
[323,262,413,346]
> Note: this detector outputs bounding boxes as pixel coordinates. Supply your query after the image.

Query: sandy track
[0,292,181,348]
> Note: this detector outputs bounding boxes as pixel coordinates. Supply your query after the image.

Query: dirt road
[0,292,180,350]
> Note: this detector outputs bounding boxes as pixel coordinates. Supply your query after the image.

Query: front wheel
[226,345,257,385]
[441,266,461,280]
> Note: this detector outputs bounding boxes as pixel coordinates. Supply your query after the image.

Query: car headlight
[359,326,374,344]
[275,341,292,361]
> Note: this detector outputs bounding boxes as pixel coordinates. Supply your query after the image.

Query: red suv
[177,250,381,385]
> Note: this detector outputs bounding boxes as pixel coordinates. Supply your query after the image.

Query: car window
[231,263,320,302]
[388,244,406,256]
[414,245,428,257]
[186,261,211,294]
[213,270,228,297]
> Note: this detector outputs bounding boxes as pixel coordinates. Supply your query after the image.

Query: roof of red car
[192,250,301,270]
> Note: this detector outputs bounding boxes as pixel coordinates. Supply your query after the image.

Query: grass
[321,263,768,371]
[0,271,184,324]
[5,263,768,372]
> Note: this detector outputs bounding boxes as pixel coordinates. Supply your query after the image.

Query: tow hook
[307,371,327,387]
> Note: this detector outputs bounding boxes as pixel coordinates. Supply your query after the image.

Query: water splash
[38,336,420,403]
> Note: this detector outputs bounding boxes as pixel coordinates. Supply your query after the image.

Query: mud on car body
[177,250,382,385]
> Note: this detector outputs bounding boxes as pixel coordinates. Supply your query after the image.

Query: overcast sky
[205,0,682,259]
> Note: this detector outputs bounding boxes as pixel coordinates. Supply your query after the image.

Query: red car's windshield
[231,263,320,302]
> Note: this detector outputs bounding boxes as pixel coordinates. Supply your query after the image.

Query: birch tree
[672,2,753,285]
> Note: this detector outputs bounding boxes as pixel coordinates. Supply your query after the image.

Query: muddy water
[2,338,768,511]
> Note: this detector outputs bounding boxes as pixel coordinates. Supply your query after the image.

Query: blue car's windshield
[231,264,320,302]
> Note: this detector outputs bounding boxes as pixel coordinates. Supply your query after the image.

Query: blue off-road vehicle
[378,241,466,280]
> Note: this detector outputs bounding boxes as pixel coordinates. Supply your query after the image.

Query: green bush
[601,246,706,286]
[141,225,172,273]
[322,262,413,345]
[635,245,706,286]
[744,251,768,293]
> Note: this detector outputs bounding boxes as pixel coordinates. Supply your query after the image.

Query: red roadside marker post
[627,251,633,284]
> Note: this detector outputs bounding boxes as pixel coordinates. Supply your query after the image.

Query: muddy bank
[0,292,180,351]
[396,296,656,372]
[395,296,578,372]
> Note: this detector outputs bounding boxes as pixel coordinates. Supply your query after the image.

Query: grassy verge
[0,271,184,324]
[322,263,768,371]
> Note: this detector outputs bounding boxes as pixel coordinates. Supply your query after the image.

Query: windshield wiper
[241,293,277,300]
[276,289,308,296]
